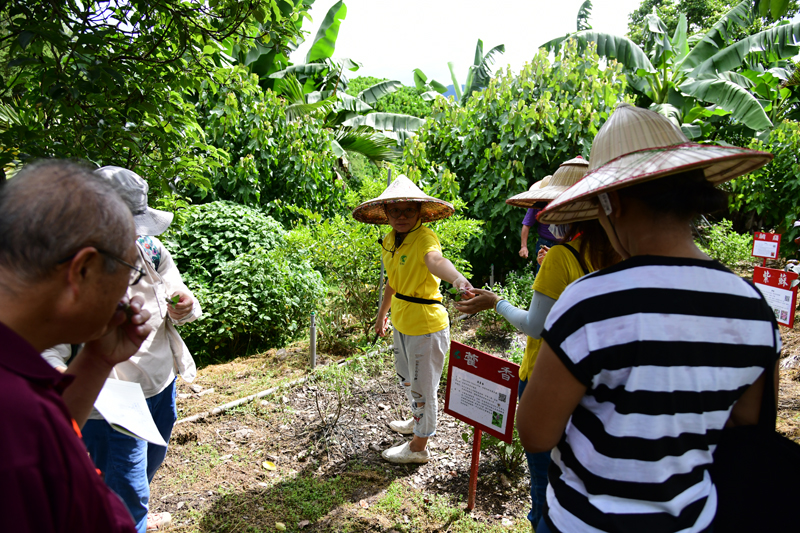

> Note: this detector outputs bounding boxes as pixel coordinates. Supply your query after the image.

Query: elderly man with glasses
[42,166,201,532]
[0,160,153,532]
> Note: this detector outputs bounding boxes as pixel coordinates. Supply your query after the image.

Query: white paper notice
[753,240,779,259]
[755,282,794,326]
[448,366,511,433]
[93,379,167,446]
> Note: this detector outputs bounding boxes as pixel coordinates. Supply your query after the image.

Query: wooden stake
[467,428,482,511]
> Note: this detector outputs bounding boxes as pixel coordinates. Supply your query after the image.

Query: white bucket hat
[505,175,551,208]
[506,156,590,208]
[539,104,773,224]
[352,175,454,225]
[94,166,174,236]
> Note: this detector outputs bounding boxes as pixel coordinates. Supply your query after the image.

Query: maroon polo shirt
[0,320,136,533]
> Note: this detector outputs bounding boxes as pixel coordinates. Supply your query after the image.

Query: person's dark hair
[562,219,620,271]
[0,160,133,286]
[616,168,727,218]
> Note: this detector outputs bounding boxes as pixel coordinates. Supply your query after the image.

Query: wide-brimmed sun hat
[506,156,590,208]
[94,166,174,236]
[505,175,551,207]
[538,103,773,224]
[352,175,454,225]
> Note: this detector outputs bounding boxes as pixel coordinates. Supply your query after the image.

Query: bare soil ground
[149,311,800,533]
[150,319,532,533]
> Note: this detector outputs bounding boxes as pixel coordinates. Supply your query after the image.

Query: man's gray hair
[0,159,134,284]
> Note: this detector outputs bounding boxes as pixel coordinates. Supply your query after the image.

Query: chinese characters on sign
[444,341,520,443]
[752,232,782,260]
[754,266,798,328]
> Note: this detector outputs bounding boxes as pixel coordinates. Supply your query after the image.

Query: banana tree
[414,38,505,106]
[543,0,800,132]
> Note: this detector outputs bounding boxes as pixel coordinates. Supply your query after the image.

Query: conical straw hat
[505,175,551,208]
[539,103,773,224]
[352,175,454,225]
[505,156,589,208]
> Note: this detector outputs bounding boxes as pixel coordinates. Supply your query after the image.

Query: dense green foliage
[188,66,346,222]
[696,219,755,266]
[346,77,433,118]
[729,120,800,253]
[407,40,628,274]
[0,0,311,188]
[167,201,325,359]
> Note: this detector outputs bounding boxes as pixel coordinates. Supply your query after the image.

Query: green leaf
[679,77,773,131]
[306,0,347,63]
[341,113,425,132]
[541,32,655,74]
[18,31,35,49]
[680,0,756,74]
[447,62,463,102]
[357,80,402,105]
[576,0,593,32]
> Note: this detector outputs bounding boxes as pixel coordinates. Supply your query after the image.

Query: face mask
[549,223,570,240]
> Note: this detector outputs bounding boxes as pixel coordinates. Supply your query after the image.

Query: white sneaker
[146,512,172,531]
[381,441,430,464]
[388,418,415,435]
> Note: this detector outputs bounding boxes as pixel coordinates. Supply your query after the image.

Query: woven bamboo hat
[506,157,590,208]
[505,175,551,208]
[539,104,773,224]
[352,175,454,225]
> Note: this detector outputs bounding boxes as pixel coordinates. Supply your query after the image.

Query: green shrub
[729,120,800,257]
[404,40,629,276]
[346,76,433,118]
[475,265,536,340]
[166,201,325,360]
[697,219,754,268]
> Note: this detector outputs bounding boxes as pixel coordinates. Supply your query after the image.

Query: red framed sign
[752,232,782,260]
[754,266,798,328]
[444,341,519,443]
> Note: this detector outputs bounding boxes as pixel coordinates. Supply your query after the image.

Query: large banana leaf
[759,0,793,18]
[357,80,402,105]
[335,93,373,114]
[672,14,689,63]
[336,127,400,162]
[466,42,505,101]
[691,22,800,79]
[649,103,683,127]
[576,0,593,32]
[680,77,773,130]
[680,0,755,74]
[341,113,425,132]
[447,62,463,102]
[541,31,655,74]
[412,68,447,93]
[269,63,328,79]
[306,0,347,63]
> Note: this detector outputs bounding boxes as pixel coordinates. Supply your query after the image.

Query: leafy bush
[346,76,433,118]
[729,120,800,256]
[404,40,629,276]
[697,219,754,268]
[166,201,325,360]
[463,426,526,475]
[188,67,346,223]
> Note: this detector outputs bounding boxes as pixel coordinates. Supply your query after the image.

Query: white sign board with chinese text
[752,232,781,260]
[754,266,798,328]
[444,341,519,443]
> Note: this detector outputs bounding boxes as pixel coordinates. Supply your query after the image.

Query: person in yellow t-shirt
[352,176,473,464]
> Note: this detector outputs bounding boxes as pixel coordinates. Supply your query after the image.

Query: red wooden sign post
[754,266,798,328]
[752,232,782,267]
[444,341,519,510]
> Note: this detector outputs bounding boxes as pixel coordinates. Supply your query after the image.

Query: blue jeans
[533,237,557,275]
[83,379,177,533]
[518,378,551,528]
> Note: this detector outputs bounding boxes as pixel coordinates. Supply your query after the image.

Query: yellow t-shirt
[382,223,448,336]
[519,238,594,381]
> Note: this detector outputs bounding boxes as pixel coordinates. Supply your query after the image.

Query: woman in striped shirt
[518,104,778,533]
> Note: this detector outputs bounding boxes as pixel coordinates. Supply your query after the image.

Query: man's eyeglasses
[386,206,420,219]
[59,249,146,286]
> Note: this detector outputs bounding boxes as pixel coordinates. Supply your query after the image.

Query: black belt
[393,292,446,307]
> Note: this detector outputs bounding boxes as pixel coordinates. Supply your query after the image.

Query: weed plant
[696,219,754,268]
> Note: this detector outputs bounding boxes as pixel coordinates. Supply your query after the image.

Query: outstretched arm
[454,289,556,339]
[424,250,473,293]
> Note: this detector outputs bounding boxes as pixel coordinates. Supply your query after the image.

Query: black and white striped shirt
[540,256,780,533]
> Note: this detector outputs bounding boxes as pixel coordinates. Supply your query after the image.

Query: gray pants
[392,328,449,438]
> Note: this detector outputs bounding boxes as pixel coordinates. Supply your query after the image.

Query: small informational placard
[754,266,798,328]
[752,232,781,260]
[444,341,519,443]
[94,379,168,446]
